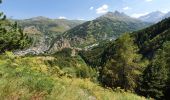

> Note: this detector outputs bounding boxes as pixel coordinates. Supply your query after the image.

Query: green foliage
[139,41,170,99]
[24,76,54,94]
[79,40,111,67]
[49,48,98,79]
[100,34,144,91]
[62,12,150,47]
[129,18,170,99]
[134,18,170,57]
[0,52,146,100]
[80,18,170,100]
[0,9,31,53]
[163,41,170,100]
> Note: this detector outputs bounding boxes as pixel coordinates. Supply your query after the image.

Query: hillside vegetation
[1,1,169,99]
[49,11,151,51]
[81,17,170,100]
[0,14,31,53]
[0,52,146,100]
[17,17,84,34]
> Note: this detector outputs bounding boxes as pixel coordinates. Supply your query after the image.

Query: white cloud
[131,12,149,18]
[89,7,94,10]
[123,6,131,10]
[145,0,153,2]
[58,16,67,19]
[96,4,109,14]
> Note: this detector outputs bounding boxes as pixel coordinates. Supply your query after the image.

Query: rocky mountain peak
[103,11,128,18]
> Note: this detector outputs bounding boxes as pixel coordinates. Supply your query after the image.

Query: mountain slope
[79,17,170,100]
[134,17,170,57]
[0,52,146,100]
[17,17,84,34]
[139,11,165,23]
[49,11,151,52]
[163,12,170,19]
[80,16,170,68]
[16,17,84,44]
[13,17,84,55]
[138,11,170,23]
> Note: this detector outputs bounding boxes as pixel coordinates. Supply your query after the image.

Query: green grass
[0,52,147,100]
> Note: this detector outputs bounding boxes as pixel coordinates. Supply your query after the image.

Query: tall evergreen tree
[139,42,170,99]
[101,34,143,91]
[163,41,170,100]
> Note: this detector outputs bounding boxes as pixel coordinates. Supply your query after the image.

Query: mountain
[134,16,170,57]
[49,11,151,52]
[12,17,84,55]
[162,12,170,19]
[79,17,170,99]
[101,15,170,99]
[138,11,165,23]
[16,17,84,34]
[100,11,137,21]
[82,16,170,67]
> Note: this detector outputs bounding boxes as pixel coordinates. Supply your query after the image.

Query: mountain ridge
[138,11,170,23]
[49,11,151,52]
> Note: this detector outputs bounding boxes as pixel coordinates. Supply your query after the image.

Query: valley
[0,0,170,100]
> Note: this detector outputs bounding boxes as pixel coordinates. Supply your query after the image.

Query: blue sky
[0,0,170,20]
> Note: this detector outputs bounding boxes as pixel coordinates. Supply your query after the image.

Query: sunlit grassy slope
[0,52,146,100]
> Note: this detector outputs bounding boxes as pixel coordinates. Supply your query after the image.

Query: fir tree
[139,42,169,99]
[101,33,143,91]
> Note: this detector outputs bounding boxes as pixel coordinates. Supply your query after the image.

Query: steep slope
[79,17,170,100]
[139,11,165,23]
[16,17,84,45]
[81,17,170,67]
[64,11,150,46]
[0,52,146,100]
[49,11,151,52]
[13,17,84,55]
[134,17,170,57]
[162,12,170,19]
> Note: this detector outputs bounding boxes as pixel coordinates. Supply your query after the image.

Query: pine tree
[139,42,169,99]
[163,41,170,100]
[101,33,143,91]
[0,1,31,53]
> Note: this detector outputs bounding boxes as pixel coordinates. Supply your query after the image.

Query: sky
[0,0,170,20]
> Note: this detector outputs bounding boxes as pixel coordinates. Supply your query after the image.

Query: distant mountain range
[138,11,170,23]
[81,15,170,69]
[13,11,153,54]
[163,12,170,19]
[16,17,84,34]
[12,17,84,55]
[49,11,151,52]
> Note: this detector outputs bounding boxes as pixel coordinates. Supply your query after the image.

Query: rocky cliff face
[48,36,71,53]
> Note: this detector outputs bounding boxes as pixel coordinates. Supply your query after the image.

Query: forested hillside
[1,0,170,99]
[81,17,170,100]
[49,11,150,51]
[0,1,149,99]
